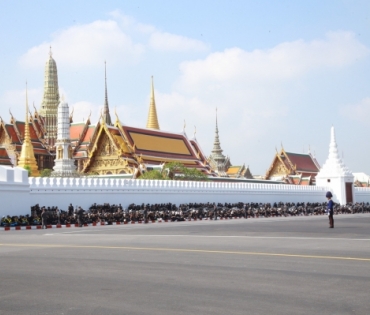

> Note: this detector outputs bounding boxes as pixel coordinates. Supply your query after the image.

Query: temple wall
[0,166,30,216]
[354,187,370,203]
[28,177,329,211]
[2,168,370,217]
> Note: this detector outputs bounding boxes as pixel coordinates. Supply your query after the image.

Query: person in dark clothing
[77,207,84,227]
[68,204,74,216]
[326,191,334,228]
[41,209,48,229]
[143,207,148,223]
[213,203,217,220]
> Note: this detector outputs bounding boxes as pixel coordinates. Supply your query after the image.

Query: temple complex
[265,147,320,185]
[0,51,216,177]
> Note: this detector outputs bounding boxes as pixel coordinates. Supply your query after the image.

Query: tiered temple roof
[265,147,320,185]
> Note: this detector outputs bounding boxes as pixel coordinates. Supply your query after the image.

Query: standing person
[68,204,74,216]
[213,203,217,221]
[143,206,148,223]
[41,208,48,229]
[244,204,248,219]
[77,207,84,227]
[326,191,334,228]
[55,207,60,225]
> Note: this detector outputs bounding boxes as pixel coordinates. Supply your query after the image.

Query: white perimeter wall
[0,167,30,216]
[2,166,370,217]
[354,187,370,203]
[28,177,329,212]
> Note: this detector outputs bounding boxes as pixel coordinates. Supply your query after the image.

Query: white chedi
[52,99,77,176]
[317,126,352,177]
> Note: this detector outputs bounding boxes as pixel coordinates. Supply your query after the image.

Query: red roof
[5,125,20,143]
[82,126,96,144]
[70,123,86,140]
[285,152,319,173]
[0,147,12,166]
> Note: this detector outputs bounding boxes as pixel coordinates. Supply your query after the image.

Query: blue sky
[1,0,370,175]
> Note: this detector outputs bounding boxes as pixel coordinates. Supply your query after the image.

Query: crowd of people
[1,201,370,227]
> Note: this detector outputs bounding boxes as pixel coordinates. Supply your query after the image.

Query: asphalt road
[1,214,370,315]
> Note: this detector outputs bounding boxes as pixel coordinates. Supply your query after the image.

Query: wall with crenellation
[2,163,370,217]
[0,166,30,216]
[27,177,329,211]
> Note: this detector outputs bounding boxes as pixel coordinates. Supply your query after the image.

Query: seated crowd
[1,201,370,227]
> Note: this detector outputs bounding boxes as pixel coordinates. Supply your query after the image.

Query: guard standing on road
[213,203,217,220]
[326,191,334,228]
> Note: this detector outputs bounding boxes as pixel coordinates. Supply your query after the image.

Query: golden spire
[102,61,112,125]
[18,82,39,176]
[146,76,160,129]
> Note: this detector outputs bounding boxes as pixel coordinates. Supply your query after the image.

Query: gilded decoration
[83,131,134,175]
[57,145,63,159]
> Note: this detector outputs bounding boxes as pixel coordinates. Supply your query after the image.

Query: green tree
[138,170,166,180]
[23,165,31,177]
[40,168,52,177]
[138,162,209,181]
[181,167,209,181]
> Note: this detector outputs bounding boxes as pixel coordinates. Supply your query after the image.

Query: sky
[0,0,369,175]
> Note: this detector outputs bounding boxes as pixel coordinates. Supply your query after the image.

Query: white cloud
[341,97,370,123]
[149,32,208,52]
[18,12,209,70]
[0,88,43,120]
[19,19,145,69]
[176,31,369,94]
[154,31,369,169]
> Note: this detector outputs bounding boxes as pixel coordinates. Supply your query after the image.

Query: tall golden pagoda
[18,84,40,176]
[146,76,160,130]
[39,47,60,146]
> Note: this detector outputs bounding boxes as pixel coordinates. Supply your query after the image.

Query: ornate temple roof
[284,152,320,173]
[265,147,320,184]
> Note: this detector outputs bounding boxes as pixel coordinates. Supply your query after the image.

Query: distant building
[353,172,370,187]
[208,110,252,179]
[265,147,320,185]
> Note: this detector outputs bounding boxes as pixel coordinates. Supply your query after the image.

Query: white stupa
[52,98,78,176]
[316,126,354,204]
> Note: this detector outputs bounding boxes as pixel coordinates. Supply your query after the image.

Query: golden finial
[114,107,121,125]
[49,46,52,57]
[146,76,160,129]
[69,107,74,123]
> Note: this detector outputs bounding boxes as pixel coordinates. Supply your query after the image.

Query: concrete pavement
[1,214,370,315]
